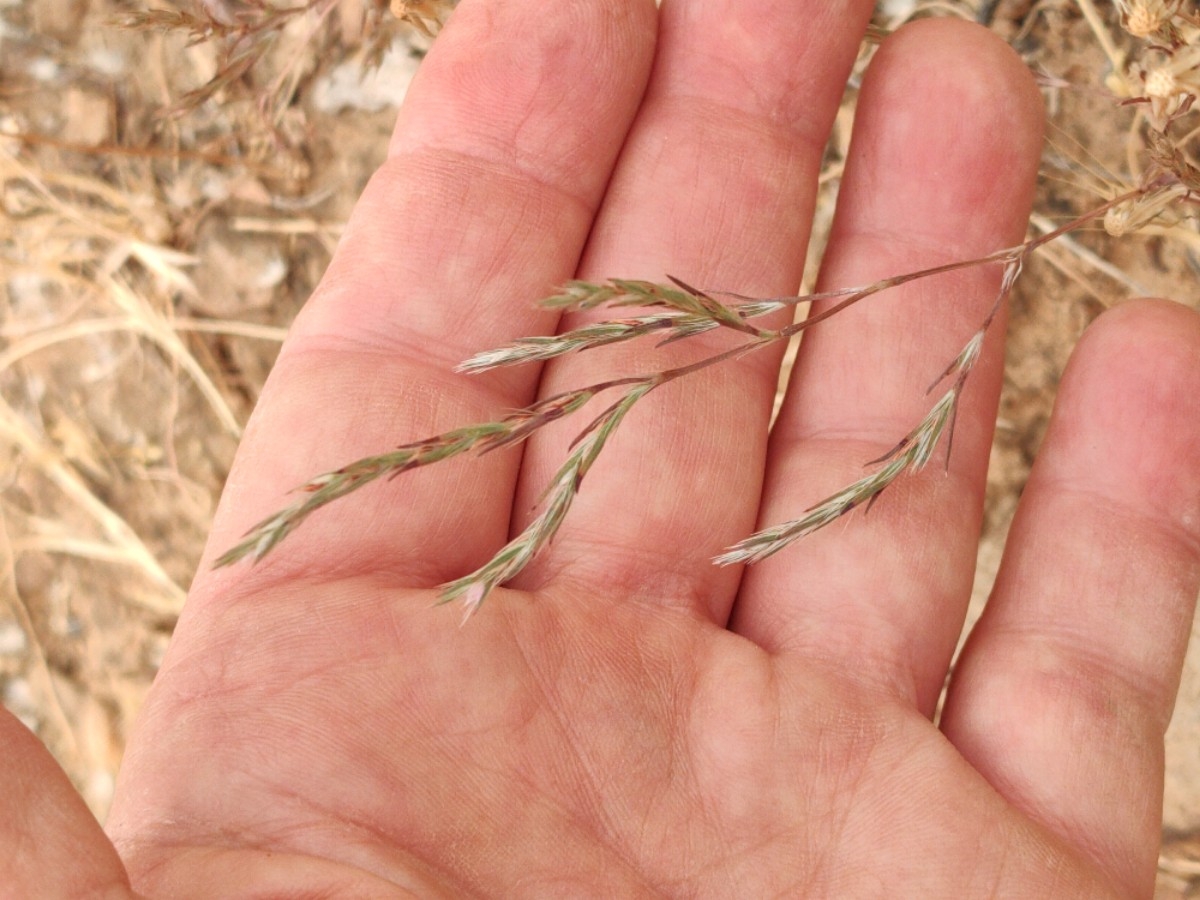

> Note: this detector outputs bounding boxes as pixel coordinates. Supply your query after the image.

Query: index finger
[197,0,658,592]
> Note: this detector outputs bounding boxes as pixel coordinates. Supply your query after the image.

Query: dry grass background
[2,0,1200,893]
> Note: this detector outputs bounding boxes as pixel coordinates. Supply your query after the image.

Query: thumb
[1,707,139,897]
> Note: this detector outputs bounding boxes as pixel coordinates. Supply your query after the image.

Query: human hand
[7,2,1200,896]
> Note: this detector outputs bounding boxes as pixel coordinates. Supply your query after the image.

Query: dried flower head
[1119,0,1175,39]
[1103,182,1189,235]
[1133,45,1200,127]
[390,0,450,36]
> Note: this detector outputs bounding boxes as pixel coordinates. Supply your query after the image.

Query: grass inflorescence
[189,1,1200,619]
[7,0,1199,878]
[219,211,1120,614]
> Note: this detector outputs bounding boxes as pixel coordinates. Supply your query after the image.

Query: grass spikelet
[439,383,653,617]
[215,388,598,567]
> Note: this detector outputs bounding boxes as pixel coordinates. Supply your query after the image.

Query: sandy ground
[2,0,1199,894]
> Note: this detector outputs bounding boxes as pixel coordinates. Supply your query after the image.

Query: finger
[730,19,1044,713]
[513,0,875,621]
[199,0,657,588]
[940,300,1200,897]
[0,709,137,897]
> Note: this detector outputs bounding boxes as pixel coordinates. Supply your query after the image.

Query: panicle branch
[458,313,716,372]
[214,387,597,568]
[715,389,958,567]
[438,383,654,618]
[218,208,1125,616]
[715,255,1023,567]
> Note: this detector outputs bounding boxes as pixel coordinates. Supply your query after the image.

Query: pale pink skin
[7,3,1200,897]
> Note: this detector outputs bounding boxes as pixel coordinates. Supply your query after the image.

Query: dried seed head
[389,0,447,36]
[1125,0,1171,38]
[1104,201,1137,236]
[1133,45,1200,128]
[1145,65,1180,99]
[1103,184,1189,236]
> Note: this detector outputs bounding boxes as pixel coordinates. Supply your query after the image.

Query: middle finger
[514,0,875,622]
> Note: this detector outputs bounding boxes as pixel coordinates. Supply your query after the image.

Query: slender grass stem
[217,190,1154,616]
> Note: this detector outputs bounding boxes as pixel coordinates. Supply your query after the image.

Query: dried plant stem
[8,129,283,171]
[0,518,84,772]
[0,318,287,383]
[1077,0,1129,76]
[0,399,186,615]
[217,189,1152,616]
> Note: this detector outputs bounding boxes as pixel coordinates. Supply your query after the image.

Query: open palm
[9,2,1200,897]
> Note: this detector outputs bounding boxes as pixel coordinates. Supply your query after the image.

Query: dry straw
[116,0,450,118]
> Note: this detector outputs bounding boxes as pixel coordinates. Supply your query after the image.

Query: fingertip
[389,0,658,191]
[846,16,1044,250]
[880,17,1044,118]
[1070,295,1200,369]
[1041,297,1200,538]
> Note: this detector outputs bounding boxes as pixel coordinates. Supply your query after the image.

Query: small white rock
[254,256,288,290]
[3,677,38,730]
[28,57,60,82]
[312,42,421,113]
[87,47,126,78]
[0,621,26,656]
